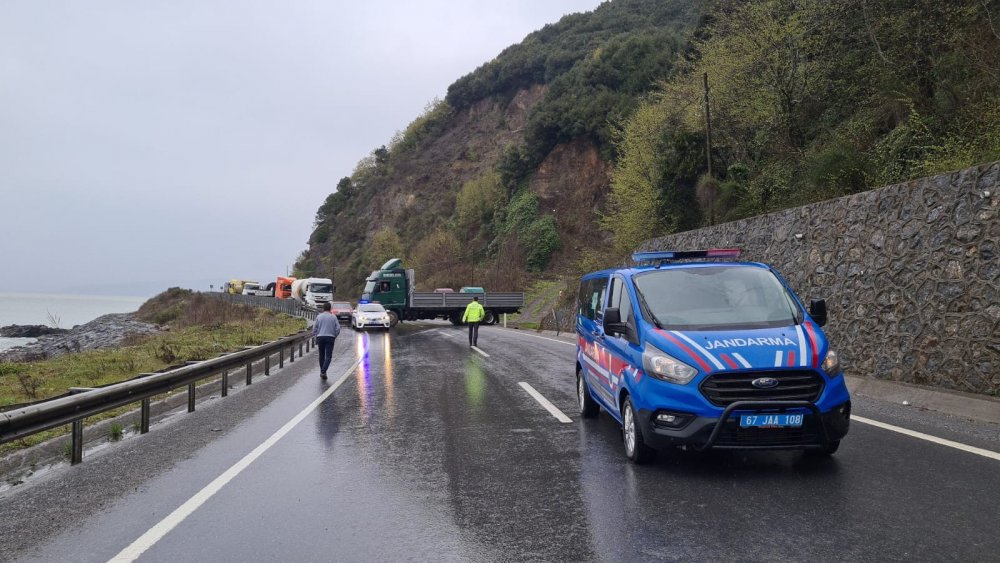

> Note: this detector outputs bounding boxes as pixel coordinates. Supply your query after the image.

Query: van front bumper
[637,400,851,451]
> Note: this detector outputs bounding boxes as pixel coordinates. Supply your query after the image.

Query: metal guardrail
[213,292,319,321]
[0,330,314,464]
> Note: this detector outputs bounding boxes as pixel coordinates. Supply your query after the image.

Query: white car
[352,303,391,330]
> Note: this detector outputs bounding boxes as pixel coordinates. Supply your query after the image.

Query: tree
[366,229,404,268]
[601,101,670,257]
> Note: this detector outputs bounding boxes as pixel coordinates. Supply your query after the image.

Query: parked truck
[274,276,296,299]
[226,279,258,295]
[360,258,523,327]
[291,277,334,308]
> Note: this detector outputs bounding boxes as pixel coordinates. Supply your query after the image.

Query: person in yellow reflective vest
[462,296,485,347]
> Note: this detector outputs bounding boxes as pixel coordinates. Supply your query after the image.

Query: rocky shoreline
[0,314,161,363]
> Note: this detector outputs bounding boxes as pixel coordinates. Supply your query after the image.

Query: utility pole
[703,72,713,178]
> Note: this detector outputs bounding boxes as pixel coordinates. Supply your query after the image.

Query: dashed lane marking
[853,415,1000,461]
[505,330,1000,460]
[519,382,572,423]
[109,355,363,562]
[472,346,490,358]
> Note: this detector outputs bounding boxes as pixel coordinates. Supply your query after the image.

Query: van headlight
[642,343,697,384]
[822,349,841,376]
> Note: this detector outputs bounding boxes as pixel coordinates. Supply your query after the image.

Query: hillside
[296,0,999,297]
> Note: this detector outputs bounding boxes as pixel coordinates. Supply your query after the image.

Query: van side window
[593,279,606,320]
[610,277,634,326]
[578,277,608,320]
[577,280,592,319]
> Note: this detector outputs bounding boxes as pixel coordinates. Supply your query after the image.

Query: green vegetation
[109,422,124,442]
[0,289,306,454]
[604,0,1000,251]
[298,0,999,295]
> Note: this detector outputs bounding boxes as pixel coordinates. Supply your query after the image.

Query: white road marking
[471,346,490,358]
[439,331,455,338]
[109,357,362,562]
[509,328,1000,461]
[853,415,1000,461]
[518,382,572,423]
[504,330,576,347]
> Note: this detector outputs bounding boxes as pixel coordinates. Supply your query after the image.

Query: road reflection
[464,356,485,414]
[383,332,395,415]
[354,331,371,419]
[576,418,847,560]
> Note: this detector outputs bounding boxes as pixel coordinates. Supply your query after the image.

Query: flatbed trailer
[360,259,524,326]
[404,292,524,325]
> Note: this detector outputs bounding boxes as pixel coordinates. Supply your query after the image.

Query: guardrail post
[246,361,253,385]
[305,339,310,353]
[221,369,229,397]
[188,383,196,412]
[289,344,295,363]
[265,354,271,376]
[140,399,150,433]
[300,341,304,356]
[279,348,284,368]
[71,420,83,464]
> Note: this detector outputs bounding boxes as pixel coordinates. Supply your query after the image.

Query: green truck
[360,259,524,327]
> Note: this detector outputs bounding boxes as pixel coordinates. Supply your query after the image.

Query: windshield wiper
[635,289,664,329]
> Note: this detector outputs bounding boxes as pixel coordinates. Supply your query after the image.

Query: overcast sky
[0,0,604,296]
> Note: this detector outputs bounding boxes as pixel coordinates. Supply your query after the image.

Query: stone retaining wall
[637,161,999,395]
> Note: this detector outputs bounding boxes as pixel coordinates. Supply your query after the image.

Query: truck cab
[360,259,411,309]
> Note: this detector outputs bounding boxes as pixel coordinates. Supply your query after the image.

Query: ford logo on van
[751,377,779,389]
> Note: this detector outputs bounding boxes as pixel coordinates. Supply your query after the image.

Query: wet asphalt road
[3,322,1000,562]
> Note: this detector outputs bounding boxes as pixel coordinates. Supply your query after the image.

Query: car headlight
[821,349,841,376]
[642,343,698,384]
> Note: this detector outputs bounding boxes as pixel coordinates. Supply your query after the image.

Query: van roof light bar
[632,249,742,266]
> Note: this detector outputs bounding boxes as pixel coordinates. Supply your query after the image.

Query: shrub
[522,216,561,271]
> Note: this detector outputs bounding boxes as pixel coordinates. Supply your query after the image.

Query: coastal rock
[0,325,69,338]
[0,314,161,363]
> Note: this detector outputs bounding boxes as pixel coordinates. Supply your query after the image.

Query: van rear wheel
[623,396,655,464]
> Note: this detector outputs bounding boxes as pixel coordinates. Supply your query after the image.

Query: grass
[0,292,306,455]
[507,278,572,328]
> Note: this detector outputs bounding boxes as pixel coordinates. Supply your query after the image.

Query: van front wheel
[623,397,655,464]
[577,369,599,418]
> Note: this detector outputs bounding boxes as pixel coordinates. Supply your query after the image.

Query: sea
[0,292,149,352]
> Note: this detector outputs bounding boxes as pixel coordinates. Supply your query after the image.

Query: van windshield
[633,266,801,330]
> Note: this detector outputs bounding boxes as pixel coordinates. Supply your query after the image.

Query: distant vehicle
[226,279,258,295]
[352,302,391,330]
[459,286,485,293]
[291,277,334,308]
[274,276,296,299]
[433,288,455,293]
[576,249,850,463]
[241,282,263,296]
[329,301,353,323]
[360,258,523,326]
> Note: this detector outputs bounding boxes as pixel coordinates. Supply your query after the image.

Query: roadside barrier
[212,292,318,321]
[0,331,314,465]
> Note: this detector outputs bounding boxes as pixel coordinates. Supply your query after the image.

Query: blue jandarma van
[576,249,850,463]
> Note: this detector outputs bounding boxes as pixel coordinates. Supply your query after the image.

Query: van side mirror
[809,299,828,327]
[603,307,635,342]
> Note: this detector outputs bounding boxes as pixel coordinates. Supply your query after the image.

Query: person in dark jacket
[313,302,341,379]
